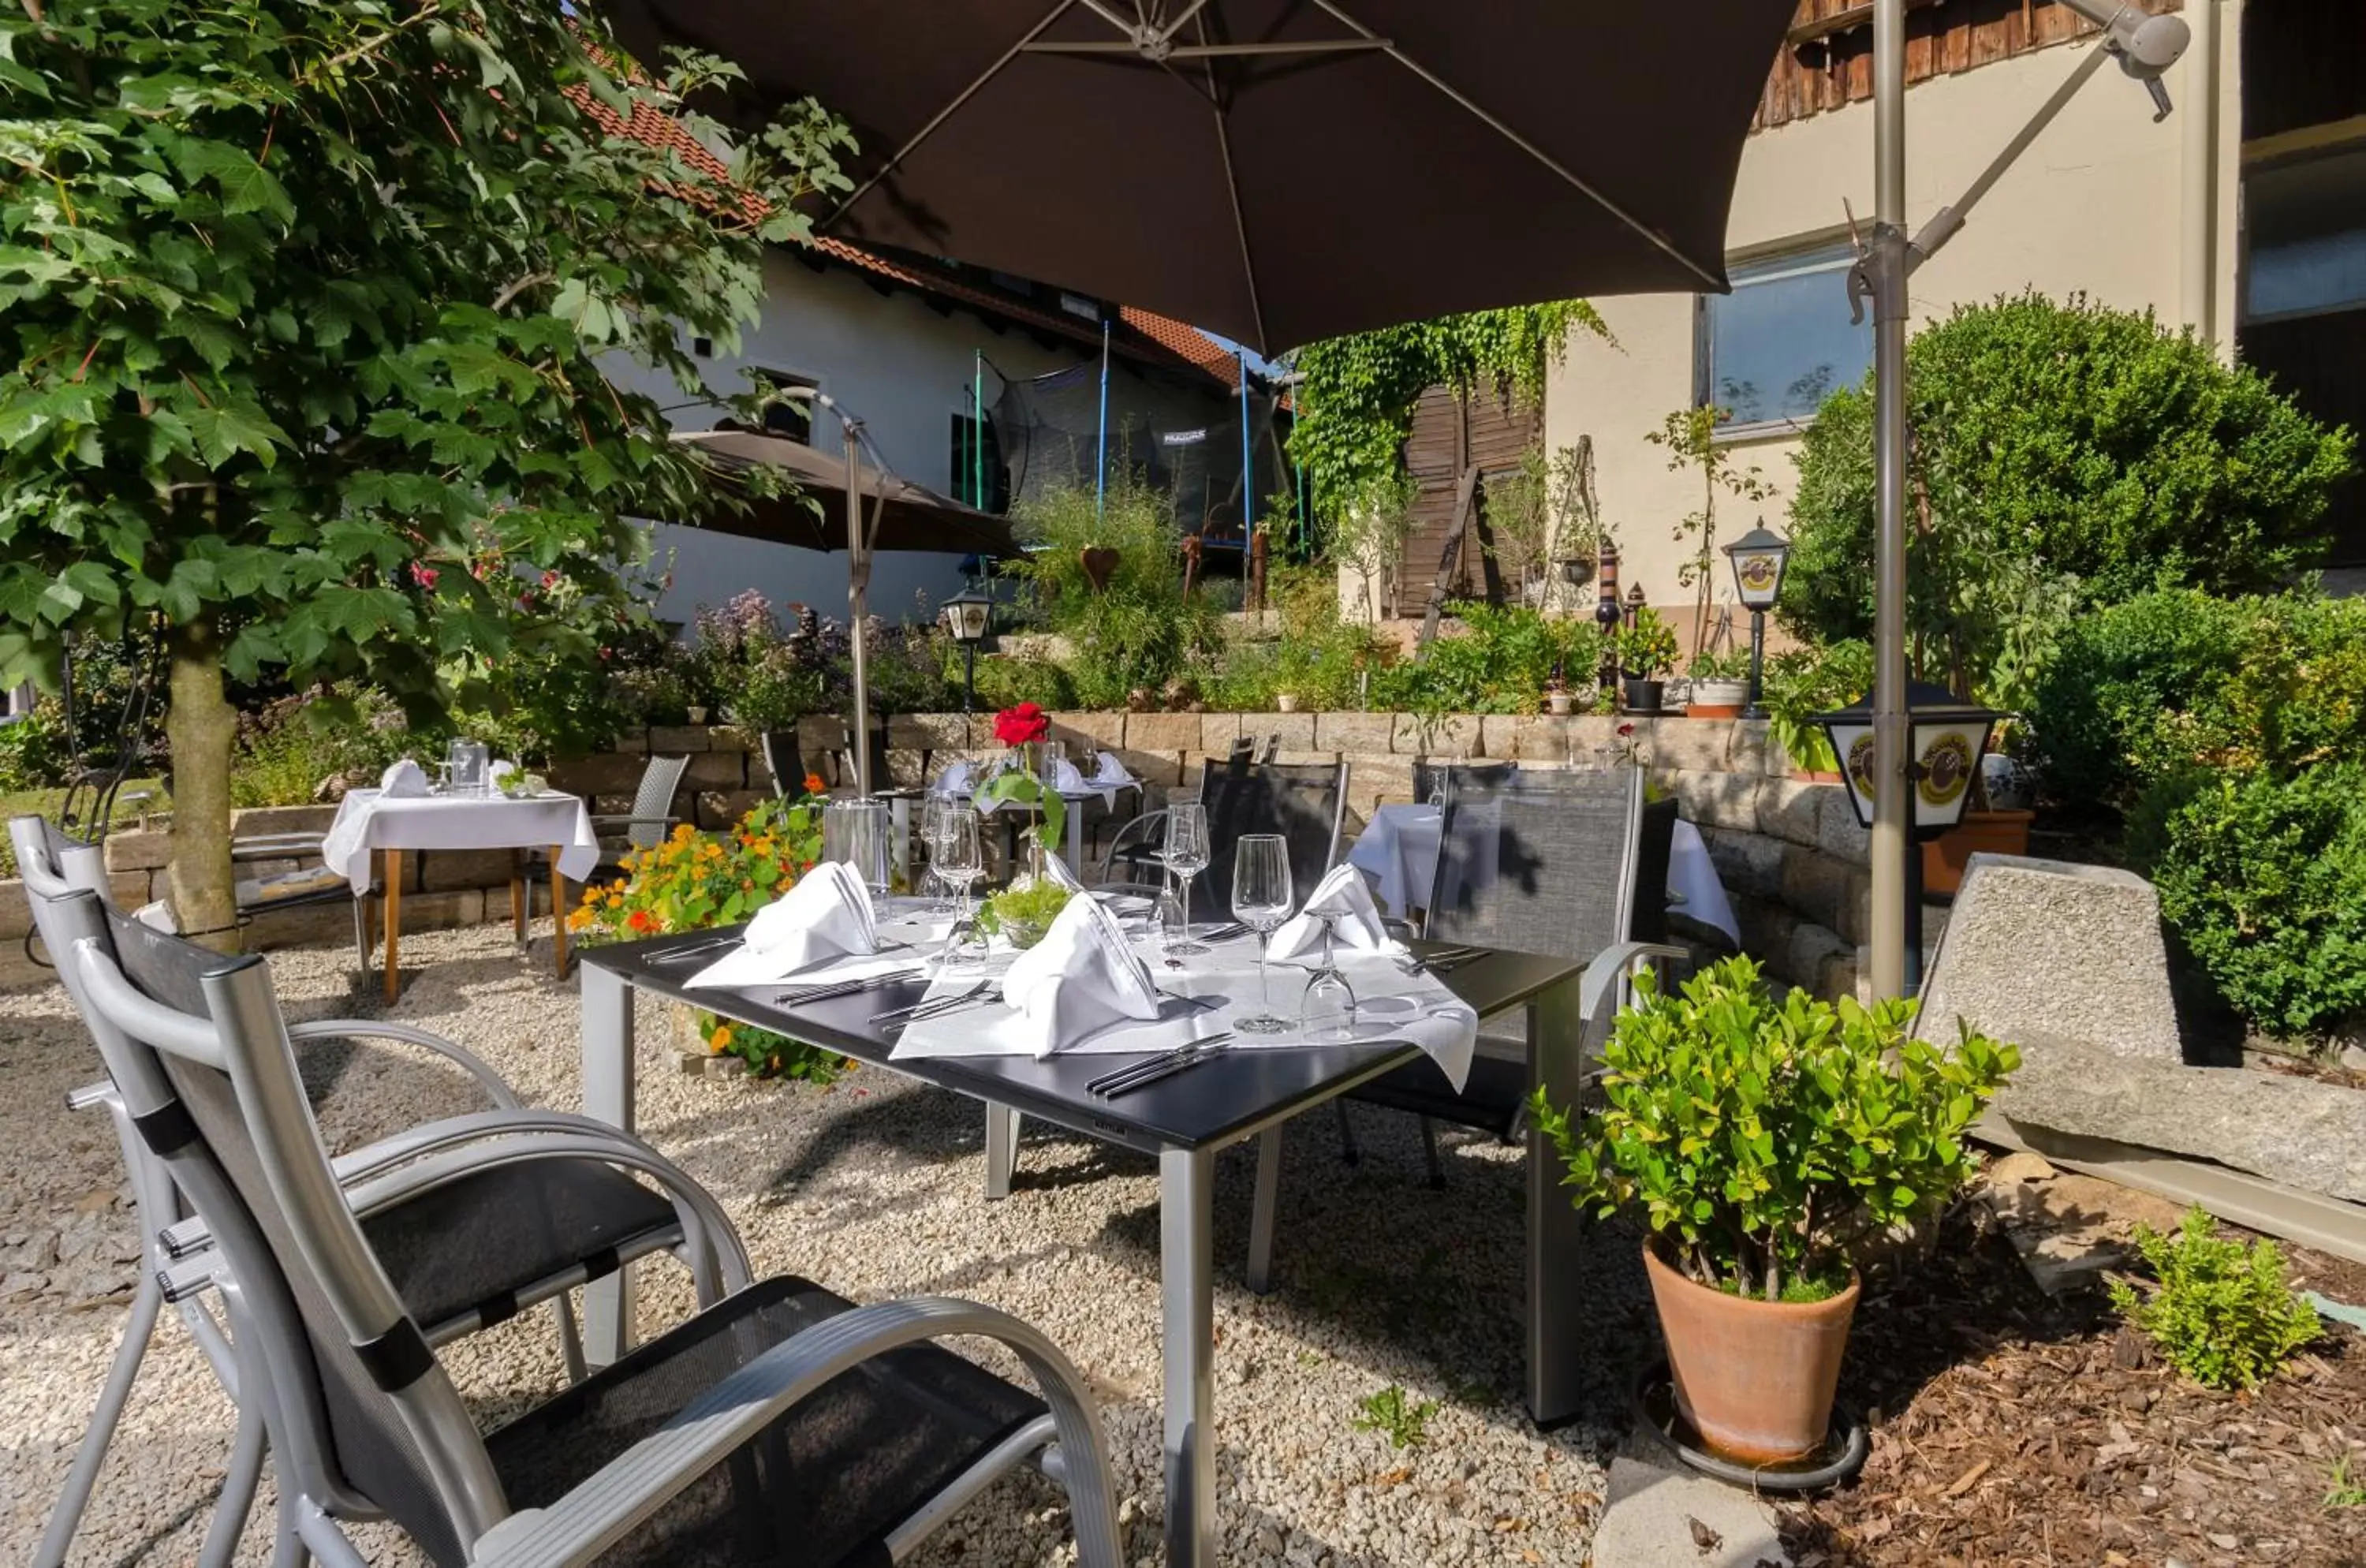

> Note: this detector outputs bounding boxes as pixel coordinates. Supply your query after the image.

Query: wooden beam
[1787,0,1945,49]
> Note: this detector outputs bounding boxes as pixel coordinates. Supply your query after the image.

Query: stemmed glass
[934,806,985,971]
[1230,834,1296,1035]
[1161,799,1211,957]
[1300,916,1358,1043]
[921,794,959,915]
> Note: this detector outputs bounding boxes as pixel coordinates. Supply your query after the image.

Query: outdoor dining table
[1349,801,1744,946]
[577,921,1590,1568]
[321,788,601,1002]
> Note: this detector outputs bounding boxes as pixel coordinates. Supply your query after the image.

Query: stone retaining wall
[2,711,1875,997]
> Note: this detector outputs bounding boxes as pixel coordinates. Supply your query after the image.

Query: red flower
[803,771,826,796]
[1618,722,1636,737]
[626,909,655,934]
[408,562,439,591]
[994,702,1050,747]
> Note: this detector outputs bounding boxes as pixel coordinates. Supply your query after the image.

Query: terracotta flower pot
[1922,807,2035,898]
[1687,678,1750,719]
[1643,1241,1859,1465]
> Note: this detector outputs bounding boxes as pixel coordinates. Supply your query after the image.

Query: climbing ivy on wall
[1287,301,1610,523]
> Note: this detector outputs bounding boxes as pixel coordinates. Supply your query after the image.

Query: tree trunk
[165,619,241,953]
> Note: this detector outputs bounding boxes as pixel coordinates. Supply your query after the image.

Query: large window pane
[1699,245,1872,429]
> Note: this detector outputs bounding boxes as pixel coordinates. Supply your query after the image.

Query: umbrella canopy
[608,0,1801,356]
[672,427,1021,556]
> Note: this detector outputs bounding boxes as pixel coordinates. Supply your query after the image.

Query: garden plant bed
[1778,1208,2366,1566]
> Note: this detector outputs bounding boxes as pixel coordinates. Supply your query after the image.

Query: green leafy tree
[1781,292,2355,651]
[0,1,850,941]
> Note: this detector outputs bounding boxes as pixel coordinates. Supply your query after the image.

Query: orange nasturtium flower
[626,909,656,934]
[804,771,826,796]
[709,1025,733,1054]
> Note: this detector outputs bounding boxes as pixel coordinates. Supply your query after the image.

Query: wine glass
[1161,799,1211,957]
[1300,914,1358,1043]
[921,794,958,916]
[1230,833,1295,1035]
[934,806,986,971]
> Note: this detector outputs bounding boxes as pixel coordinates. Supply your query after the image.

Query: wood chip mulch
[1775,1208,2366,1568]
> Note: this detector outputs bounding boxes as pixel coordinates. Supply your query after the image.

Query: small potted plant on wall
[1616,607,1678,714]
[1685,647,1753,719]
[1533,958,2017,1465]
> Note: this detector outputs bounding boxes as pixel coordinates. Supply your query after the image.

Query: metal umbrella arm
[1853,0,2189,999]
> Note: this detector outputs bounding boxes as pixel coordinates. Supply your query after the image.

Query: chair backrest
[1202,760,1348,903]
[629,754,692,849]
[761,730,807,799]
[64,895,504,1566]
[1427,766,1644,960]
[1629,795,1679,945]
[1410,759,1517,809]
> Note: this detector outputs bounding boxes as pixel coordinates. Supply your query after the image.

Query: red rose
[1618,722,1636,737]
[626,909,655,933]
[994,702,1050,747]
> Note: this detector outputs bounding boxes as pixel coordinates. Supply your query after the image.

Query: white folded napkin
[998,893,1161,1057]
[1092,749,1136,786]
[1268,864,1395,962]
[1046,757,1087,794]
[935,759,974,794]
[685,861,879,987]
[379,760,430,798]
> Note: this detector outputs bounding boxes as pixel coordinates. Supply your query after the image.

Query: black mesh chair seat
[487,1275,1048,1568]
[363,1162,679,1335]
[1347,1053,1530,1141]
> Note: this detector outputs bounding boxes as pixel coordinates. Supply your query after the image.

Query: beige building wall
[1545,14,2242,653]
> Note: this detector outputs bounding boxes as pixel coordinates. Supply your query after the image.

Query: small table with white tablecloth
[321,789,601,1000]
[1346,801,1741,946]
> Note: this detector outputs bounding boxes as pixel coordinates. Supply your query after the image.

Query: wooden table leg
[382,849,403,1005]
[550,848,568,978]
[509,852,526,943]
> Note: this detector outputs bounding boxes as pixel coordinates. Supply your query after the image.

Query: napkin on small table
[998,893,1161,1057]
[1268,864,1397,962]
[1091,750,1137,789]
[934,759,974,794]
[686,862,883,988]
[380,760,431,798]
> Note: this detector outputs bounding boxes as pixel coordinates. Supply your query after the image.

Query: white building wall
[609,252,1093,629]
[1544,25,2241,647]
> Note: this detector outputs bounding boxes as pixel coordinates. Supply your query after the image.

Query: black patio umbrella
[606,0,1801,357]
[673,426,1021,557]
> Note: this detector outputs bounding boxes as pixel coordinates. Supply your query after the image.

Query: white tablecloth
[1346,803,1741,946]
[321,790,601,884]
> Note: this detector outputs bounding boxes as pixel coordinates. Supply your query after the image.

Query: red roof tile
[565,86,1241,390]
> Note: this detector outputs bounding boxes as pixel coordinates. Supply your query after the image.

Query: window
[752,369,818,444]
[1696,241,1872,432]
[950,412,1008,513]
[2244,145,2366,324]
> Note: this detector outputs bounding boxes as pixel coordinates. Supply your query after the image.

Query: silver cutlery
[1088,1032,1236,1096]
[1397,946,1485,976]
[650,934,741,965]
[774,967,924,1005]
[868,980,992,1025]
[1092,1033,1238,1097]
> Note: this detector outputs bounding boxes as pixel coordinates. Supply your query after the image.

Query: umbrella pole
[1868,0,1912,1000]
[1095,319,1110,521]
[845,414,874,798]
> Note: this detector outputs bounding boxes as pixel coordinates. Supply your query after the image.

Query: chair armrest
[287,1018,521,1111]
[588,814,680,831]
[465,1296,1122,1568]
[1095,808,1169,884]
[67,1079,117,1113]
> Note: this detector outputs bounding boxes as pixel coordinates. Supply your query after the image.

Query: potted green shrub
[1685,647,1753,719]
[1616,607,1678,714]
[1533,957,2018,1464]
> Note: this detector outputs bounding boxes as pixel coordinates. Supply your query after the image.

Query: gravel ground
[0,924,1653,1566]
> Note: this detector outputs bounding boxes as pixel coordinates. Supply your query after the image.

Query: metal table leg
[1065,792,1085,874]
[982,1101,1021,1200]
[579,962,637,1366]
[1525,971,1588,1423]
[1160,1144,1217,1568]
[891,794,912,885]
[1245,1125,1282,1294]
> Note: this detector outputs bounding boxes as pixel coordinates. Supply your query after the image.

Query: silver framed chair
[11,816,726,1568]
[60,892,1121,1568]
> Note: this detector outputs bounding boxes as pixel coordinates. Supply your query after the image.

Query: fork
[1089,1032,1237,1096]
[774,967,923,1005]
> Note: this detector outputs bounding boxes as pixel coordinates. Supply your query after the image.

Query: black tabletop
[583,931,1582,1155]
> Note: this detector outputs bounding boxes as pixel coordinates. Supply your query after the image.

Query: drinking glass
[1161,798,1211,957]
[920,794,959,915]
[1230,833,1296,1035]
[447,737,490,797]
[934,806,986,971]
[1300,915,1358,1042]
[823,797,890,898]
